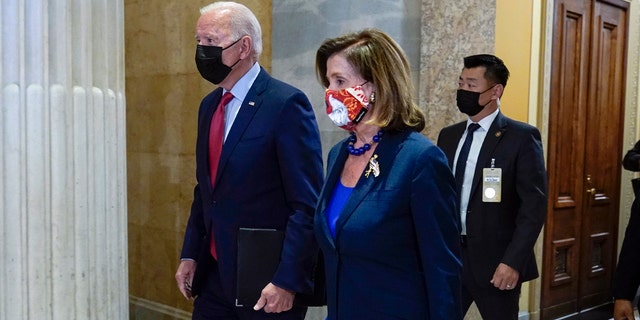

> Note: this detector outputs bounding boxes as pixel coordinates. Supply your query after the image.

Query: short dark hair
[463,54,510,87]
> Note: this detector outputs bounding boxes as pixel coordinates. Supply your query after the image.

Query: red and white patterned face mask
[324,84,370,131]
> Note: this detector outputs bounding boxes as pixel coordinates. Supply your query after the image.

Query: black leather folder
[235,228,284,307]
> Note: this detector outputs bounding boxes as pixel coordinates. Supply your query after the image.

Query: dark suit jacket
[612,141,640,304]
[315,130,462,320]
[437,111,547,287]
[180,68,323,303]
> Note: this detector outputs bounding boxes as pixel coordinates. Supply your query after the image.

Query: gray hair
[200,1,263,60]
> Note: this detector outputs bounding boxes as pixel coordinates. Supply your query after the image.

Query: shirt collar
[223,62,261,102]
[467,107,500,131]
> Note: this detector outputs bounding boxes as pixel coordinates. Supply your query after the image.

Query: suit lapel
[316,142,349,250]
[470,112,507,198]
[442,122,467,168]
[333,131,406,239]
[212,69,269,189]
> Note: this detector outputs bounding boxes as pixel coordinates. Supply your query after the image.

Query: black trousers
[460,248,521,320]
[192,259,307,320]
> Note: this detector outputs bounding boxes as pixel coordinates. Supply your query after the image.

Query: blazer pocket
[238,133,266,144]
[480,155,512,171]
[495,230,514,241]
[361,189,399,202]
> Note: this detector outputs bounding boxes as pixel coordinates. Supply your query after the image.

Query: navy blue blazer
[315,130,462,319]
[437,112,547,287]
[180,68,323,302]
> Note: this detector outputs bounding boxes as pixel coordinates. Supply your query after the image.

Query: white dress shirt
[222,62,261,141]
[453,108,500,235]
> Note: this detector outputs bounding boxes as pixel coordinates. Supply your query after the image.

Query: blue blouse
[325,180,354,238]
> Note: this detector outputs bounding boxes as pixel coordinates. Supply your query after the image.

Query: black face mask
[456,85,495,116]
[195,38,242,85]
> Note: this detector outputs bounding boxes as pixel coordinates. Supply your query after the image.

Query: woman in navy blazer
[314,28,462,320]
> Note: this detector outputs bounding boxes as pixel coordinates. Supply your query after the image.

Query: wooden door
[541,0,628,319]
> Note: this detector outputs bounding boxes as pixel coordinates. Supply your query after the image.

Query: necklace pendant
[364,154,380,178]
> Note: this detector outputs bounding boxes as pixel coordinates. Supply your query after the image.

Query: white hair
[200,1,263,60]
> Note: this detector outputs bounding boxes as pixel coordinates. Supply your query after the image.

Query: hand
[613,299,634,320]
[490,263,520,290]
[253,283,295,313]
[175,260,197,300]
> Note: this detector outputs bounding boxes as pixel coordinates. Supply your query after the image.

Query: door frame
[534,0,640,317]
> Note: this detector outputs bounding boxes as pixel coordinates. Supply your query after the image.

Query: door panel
[542,0,591,316]
[542,0,628,318]
[579,0,626,309]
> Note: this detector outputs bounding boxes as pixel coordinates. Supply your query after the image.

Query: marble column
[419,0,495,140]
[1,1,128,319]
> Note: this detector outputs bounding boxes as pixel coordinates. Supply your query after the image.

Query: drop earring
[369,92,376,103]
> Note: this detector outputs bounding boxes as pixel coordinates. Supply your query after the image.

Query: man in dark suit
[437,54,547,320]
[174,2,323,319]
[612,140,640,320]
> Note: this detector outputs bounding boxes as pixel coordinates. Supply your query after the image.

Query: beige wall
[125,0,272,314]
[496,0,534,123]
[495,0,540,316]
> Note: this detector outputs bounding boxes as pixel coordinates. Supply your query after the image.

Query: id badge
[482,167,502,202]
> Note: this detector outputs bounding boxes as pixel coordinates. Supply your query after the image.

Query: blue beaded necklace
[346,130,383,156]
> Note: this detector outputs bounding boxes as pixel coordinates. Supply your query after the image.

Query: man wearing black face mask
[174,2,323,319]
[437,54,547,320]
